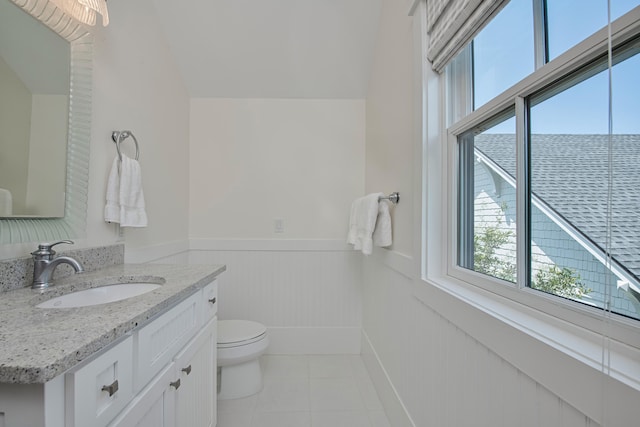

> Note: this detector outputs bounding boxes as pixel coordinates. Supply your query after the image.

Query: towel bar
[379,192,399,204]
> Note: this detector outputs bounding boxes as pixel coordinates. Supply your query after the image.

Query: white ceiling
[151,0,382,98]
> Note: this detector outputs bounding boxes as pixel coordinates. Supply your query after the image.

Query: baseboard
[361,331,415,427]
[264,327,361,355]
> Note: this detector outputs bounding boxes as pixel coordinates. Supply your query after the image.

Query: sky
[472,0,639,134]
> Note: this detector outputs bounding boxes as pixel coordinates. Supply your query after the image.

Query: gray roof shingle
[475,134,640,282]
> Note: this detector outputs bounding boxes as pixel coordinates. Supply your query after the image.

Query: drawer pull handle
[101,380,119,397]
[208,297,216,304]
[182,365,192,375]
[170,379,181,390]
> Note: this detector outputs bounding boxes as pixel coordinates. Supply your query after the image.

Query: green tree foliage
[474,216,516,283]
[473,207,591,300]
[532,265,592,299]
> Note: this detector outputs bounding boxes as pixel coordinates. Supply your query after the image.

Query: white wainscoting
[188,240,363,354]
[362,253,606,427]
[125,238,626,425]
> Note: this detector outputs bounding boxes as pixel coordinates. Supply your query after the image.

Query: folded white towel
[0,188,13,216]
[104,155,148,227]
[119,155,147,227]
[104,157,120,223]
[373,199,392,248]
[347,193,383,255]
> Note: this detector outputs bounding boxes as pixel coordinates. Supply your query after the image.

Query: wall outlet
[274,218,285,233]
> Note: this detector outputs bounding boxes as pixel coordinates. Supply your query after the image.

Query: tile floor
[216,354,391,427]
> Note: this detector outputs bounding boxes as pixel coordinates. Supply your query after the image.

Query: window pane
[529,47,640,321]
[459,116,517,283]
[473,0,534,109]
[547,0,640,61]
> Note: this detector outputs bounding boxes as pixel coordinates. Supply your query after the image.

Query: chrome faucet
[31,240,84,290]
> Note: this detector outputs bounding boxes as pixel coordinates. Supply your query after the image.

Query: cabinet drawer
[135,291,201,391]
[65,335,134,427]
[202,280,218,321]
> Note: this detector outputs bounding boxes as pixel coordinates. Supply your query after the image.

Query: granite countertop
[0,263,225,384]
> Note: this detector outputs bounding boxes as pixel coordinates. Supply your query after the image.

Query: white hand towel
[104,157,120,223]
[119,154,147,227]
[104,155,148,227]
[347,192,383,255]
[0,188,13,216]
[373,199,392,248]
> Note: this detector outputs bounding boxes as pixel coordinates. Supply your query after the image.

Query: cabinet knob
[101,380,119,397]
[182,365,192,375]
[208,297,216,304]
[170,379,181,390]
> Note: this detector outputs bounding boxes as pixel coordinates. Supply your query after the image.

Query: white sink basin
[36,283,162,308]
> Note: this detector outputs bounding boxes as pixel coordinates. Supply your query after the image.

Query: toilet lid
[218,320,267,345]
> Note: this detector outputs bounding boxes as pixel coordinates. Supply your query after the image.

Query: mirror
[0,0,69,218]
[0,0,92,244]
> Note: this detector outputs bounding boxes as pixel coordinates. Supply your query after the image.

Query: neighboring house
[473,134,640,319]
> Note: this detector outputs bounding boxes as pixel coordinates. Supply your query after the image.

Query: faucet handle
[32,240,74,257]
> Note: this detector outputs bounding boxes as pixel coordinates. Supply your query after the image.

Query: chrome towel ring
[111,130,140,161]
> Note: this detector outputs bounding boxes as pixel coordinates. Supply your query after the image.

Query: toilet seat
[218,320,267,348]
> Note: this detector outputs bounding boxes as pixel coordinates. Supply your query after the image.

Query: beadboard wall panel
[362,255,603,427]
[188,248,362,354]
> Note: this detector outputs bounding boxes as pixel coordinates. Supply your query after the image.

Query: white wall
[189,98,365,240]
[86,0,191,253]
[365,0,414,257]
[187,98,367,354]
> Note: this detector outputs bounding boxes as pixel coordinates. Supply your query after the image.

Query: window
[448,1,640,321]
[472,0,534,109]
[459,114,517,284]
[546,0,639,61]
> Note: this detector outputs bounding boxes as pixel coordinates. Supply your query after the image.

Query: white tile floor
[217,355,391,427]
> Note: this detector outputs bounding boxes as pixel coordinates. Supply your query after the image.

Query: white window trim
[412,0,640,420]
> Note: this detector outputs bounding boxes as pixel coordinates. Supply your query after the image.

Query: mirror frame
[1,0,92,244]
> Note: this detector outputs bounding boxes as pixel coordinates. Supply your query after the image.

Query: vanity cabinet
[0,280,218,427]
[110,317,216,427]
[111,279,217,427]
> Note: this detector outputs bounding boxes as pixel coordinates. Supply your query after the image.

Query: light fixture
[50,0,109,26]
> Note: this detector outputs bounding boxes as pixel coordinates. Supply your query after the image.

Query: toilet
[217,320,269,400]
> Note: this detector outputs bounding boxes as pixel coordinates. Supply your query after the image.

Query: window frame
[441,6,640,345]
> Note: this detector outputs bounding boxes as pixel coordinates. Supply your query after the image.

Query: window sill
[413,271,640,424]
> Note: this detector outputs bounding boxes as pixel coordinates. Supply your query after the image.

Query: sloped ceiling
[151,0,382,98]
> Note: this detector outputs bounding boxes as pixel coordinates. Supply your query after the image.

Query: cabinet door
[174,317,217,427]
[108,363,176,427]
[135,292,201,392]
